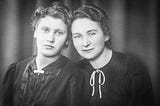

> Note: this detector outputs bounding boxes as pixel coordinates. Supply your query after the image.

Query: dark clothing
[2,55,83,106]
[77,51,154,106]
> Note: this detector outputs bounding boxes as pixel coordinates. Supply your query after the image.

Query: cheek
[36,36,47,47]
[37,36,45,43]
[72,41,81,51]
[93,37,105,47]
[36,32,45,40]
[73,40,78,48]
[56,36,67,45]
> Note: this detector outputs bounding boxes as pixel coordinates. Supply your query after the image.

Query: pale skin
[34,16,68,70]
[71,18,112,69]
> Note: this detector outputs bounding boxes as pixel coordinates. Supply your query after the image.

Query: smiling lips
[82,48,94,52]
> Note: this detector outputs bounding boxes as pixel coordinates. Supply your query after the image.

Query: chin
[42,52,60,58]
[44,54,57,57]
[80,54,95,60]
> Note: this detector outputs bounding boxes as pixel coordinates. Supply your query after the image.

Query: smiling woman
[2,2,83,106]
[71,4,154,106]
[72,18,109,61]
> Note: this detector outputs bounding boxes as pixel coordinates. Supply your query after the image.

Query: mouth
[82,48,94,52]
[44,44,54,49]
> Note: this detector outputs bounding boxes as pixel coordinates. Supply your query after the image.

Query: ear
[104,35,110,42]
[34,30,37,38]
[65,40,69,47]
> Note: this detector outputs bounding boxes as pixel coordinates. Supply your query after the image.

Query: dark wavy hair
[32,2,72,36]
[72,4,111,47]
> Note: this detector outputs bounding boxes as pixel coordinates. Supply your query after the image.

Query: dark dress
[2,55,83,106]
[77,51,154,106]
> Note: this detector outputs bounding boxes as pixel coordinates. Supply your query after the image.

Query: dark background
[0,0,159,105]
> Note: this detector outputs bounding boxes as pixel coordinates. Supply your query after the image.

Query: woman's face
[34,16,68,58]
[71,18,109,60]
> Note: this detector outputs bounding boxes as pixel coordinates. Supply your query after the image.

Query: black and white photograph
[0,0,159,106]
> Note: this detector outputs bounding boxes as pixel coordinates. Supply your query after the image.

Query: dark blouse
[2,55,83,106]
[77,51,154,106]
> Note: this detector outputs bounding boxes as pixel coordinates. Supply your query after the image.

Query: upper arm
[2,63,16,106]
[129,58,154,106]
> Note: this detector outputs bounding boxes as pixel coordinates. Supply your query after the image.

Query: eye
[72,34,82,39]
[55,30,64,36]
[41,27,50,33]
[88,32,96,37]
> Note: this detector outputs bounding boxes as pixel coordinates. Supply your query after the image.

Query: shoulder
[112,51,133,64]
[3,57,32,87]
[5,57,31,75]
[3,63,17,83]
[112,51,145,70]
[75,59,89,69]
[16,57,33,68]
[61,56,75,70]
[113,51,153,94]
[104,51,134,74]
[106,51,150,81]
[4,57,33,81]
[61,56,83,76]
[113,51,151,85]
[60,56,84,85]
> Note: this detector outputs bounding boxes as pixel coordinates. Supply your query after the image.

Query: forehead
[71,18,101,33]
[37,16,67,29]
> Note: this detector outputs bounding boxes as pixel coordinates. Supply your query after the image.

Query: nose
[82,37,90,47]
[47,32,55,43]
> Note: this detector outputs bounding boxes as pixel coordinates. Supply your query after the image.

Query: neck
[89,48,112,69]
[36,54,61,70]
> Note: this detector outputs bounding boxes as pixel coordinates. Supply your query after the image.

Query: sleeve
[69,68,84,106]
[129,58,154,106]
[2,63,16,106]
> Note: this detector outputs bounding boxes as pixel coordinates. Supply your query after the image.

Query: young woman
[2,2,83,106]
[71,4,154,106]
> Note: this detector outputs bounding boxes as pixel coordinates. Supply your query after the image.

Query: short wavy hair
[72,4,111,47]
[32,2,72,35]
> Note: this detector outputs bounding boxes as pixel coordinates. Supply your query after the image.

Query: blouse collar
[28,55,68,74]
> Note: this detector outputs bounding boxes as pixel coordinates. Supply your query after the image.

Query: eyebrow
[55,29,66,33]
[40,26,66,31]
[40,26,49,29]
[41,26,49,28]
[72,29,97,35]
[87,29,97,33]
[72,33,80,35]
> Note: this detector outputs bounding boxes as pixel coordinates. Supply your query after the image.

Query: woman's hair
[72,4,111,47]
[31,2,72,48]
[32,2,72,32]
